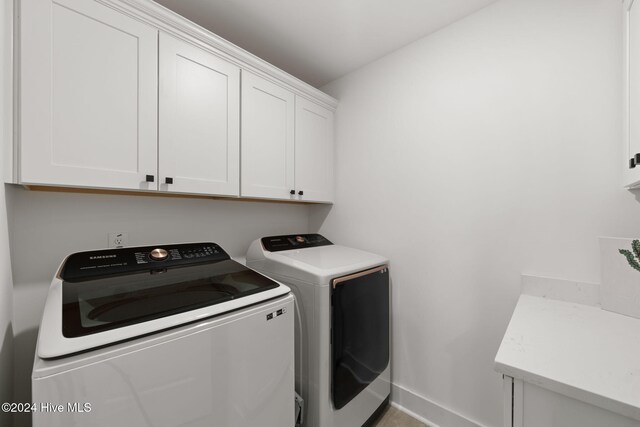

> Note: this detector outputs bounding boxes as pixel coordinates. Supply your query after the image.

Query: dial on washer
[149,248,169,261]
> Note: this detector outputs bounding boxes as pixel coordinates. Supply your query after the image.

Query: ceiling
[153,0,499,88]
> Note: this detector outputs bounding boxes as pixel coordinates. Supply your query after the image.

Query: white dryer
[32,242,294,427]
[247,234,390,427]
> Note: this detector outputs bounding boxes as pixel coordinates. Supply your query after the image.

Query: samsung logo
[89,255,116,260]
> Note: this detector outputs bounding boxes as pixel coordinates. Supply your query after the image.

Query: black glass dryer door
[331,265,389,410]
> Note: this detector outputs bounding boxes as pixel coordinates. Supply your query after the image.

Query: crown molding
[96,0,338,110]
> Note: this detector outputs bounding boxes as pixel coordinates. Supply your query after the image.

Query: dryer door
[331,265,390,410]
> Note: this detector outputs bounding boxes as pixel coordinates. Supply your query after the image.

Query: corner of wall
[0,0,15,424]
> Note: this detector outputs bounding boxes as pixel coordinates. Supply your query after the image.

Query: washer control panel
[132,244,220,265]
[61,243,228,282]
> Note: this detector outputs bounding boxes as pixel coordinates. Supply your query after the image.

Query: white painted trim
[390,401,439,427]
[391,383,489,427]
[502,376,512,427]
[512,379,524,427]
[627,0,635,13]
[624,0,634,187]
[623,0,640,188]
[94,0,338,111]
[2,0,14,183]
[11,0,18,184]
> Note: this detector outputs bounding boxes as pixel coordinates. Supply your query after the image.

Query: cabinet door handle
[145,175,155,183]
[165,177,174,184]
[635,153,640,164]
[290,190,295,195]
[631,158,637,169]
[298,190,304,196]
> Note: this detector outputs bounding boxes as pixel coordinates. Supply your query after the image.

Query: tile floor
[372,405,428,427]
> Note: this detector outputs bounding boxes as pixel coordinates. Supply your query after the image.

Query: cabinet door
[627,0,640,187]
[521,382,640,427]
[241,71,295,200]
[503,376,523,427]
[20,0,158,190]
[506,378,640,427]
[159,34,240,196]
[294,97,334,203]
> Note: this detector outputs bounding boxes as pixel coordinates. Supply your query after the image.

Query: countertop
[495,294,640,421]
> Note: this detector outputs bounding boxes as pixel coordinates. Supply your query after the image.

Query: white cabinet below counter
[11,0,336,203]
[503,377,639,427]
[496,295,640,427]
[241,71,334,203]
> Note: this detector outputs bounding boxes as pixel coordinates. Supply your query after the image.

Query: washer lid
[38,243,289,358]
[62,259,280,339]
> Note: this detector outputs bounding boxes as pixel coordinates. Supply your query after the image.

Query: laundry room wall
[0,197,12,420]
[311,0,640,426]
[0,197,13,425]
[6,186,310,427]
[0,0,14,426]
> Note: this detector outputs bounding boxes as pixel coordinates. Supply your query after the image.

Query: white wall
[7,186,310,427]
[0,0,14,426]
[312,0,640,426]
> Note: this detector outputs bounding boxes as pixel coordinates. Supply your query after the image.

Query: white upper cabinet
[626,0,640,187]
[20,0,158,190]
[295,97,334,203]
[159,33,240,196]
[14,0,336,202]
[241,71,295,200]
[241,72,335,203]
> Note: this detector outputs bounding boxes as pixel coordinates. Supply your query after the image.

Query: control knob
[149,248,169,261]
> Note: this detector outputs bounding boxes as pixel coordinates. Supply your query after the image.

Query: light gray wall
[7,1,639,427]
[0,191,13,427]
[7,186,310,427]
[0,0,14,426]
[313,0,640,426]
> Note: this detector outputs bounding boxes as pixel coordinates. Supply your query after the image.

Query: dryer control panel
[261,234,333,252]
[60,243,229,282]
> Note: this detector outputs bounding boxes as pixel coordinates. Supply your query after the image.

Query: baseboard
[390,383,489,427]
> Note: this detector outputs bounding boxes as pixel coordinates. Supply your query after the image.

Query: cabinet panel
[521,383,640,427]
[20,0,158,190]
[241,71,295,200]
[159,33,240,196]
[628,0,640,185]
[295,97,334,203]
[505,378,640,427]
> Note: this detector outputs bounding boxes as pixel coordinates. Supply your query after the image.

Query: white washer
[32,242,294,427]
[247,234,390,427]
